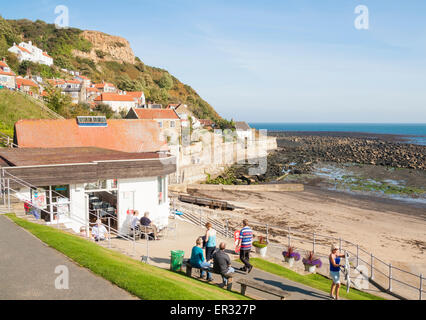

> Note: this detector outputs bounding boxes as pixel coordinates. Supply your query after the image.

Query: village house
[235,121,254,143]
[123,91,146,106]
[75,75,92,87]
[0,59,16,89]
[94,82,117,93]
[94,92,139,112]
[199,119,216,130]
[166,104,201,129]
[2,117,175,234]
[125,108,181,143]
[8,41,53,66]
[62,79,86,104]
[16,77,39,97]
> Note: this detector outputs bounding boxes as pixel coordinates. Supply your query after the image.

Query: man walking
[237,219,253,273]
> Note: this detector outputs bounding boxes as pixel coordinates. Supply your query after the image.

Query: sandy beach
[191,185,426,277]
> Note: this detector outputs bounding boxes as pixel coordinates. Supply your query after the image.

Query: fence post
[7,178,10,211]
[313,233,316,253]
[108,217,111,249]
[371,254,374,280]
[288,227,291,247]
[388,264,392,292]
[420,274,423,300]
[356,244,359,268]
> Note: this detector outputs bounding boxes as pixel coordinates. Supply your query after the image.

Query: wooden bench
[185,261,234,290]
[236,278,290,300]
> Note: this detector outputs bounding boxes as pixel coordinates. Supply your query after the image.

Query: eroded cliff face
[72,30,135,64]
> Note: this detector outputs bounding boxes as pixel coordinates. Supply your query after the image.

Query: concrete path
[0,215,137,300]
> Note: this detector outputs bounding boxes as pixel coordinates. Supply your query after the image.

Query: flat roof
[0,147,167,167]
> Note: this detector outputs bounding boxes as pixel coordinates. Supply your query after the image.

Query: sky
[1,0,426,123]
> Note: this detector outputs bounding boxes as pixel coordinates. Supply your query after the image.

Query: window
[170,121,175,128]
[158,176,166,204]
[158,121,163,128]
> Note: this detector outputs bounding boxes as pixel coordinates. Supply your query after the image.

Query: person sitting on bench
[212,242,235,290]
[92,220,109,242]
[140,211,159,240]
[190,237,213,281]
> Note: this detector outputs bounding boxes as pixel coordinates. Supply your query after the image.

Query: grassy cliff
[0,16,230,125]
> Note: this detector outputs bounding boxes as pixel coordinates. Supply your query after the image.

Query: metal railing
[0,132,18,148]
[172,198,425,300]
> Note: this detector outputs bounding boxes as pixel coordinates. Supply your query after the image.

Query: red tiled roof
[199,119,215,126]
[125,91,144,98]
[94,93,136,102]
[66,79,81,84]
[87,87,99,92]
[0,61,9,68]
[14,119,169,153]
[16,45,31,54]
[16,78,38,87]
[132,109,179,120]
[42,52,52,59]
[95,82,115,89]
[0,70,15,76]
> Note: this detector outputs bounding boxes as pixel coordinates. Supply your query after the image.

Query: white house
[94,92,139,112]
[0,59,16,89]
[8,41,54,66]
[235,121,254,143]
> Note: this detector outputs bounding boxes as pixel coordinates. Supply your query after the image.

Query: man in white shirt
[92,220,109,242]
[131,210,140,231]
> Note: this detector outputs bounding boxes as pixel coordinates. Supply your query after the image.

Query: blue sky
[1,0,426,123]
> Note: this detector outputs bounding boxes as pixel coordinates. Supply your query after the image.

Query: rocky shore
[207,132,426,187]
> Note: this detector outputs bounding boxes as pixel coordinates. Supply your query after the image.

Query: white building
[235,121,254,143]
[8,41,54,66]
[0,59,16,89]
[94,92,139,112]
[3,118,175,234]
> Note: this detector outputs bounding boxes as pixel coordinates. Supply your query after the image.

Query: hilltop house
[0,59,16,89]
[8,41,53,66]
[94,92,139,112]
[3,117,175,234]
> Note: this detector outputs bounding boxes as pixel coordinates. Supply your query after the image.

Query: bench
[236,278,290,300]
[185,261,234,290]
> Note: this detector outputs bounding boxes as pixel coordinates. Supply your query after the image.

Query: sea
[249,123,426,146]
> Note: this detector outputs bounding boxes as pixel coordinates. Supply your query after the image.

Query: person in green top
[190,237,213,281]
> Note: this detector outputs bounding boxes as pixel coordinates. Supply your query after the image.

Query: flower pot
[285,256,295,267]
[255,246,268,257]
[304,264,316,273]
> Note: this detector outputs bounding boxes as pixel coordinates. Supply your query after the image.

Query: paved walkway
[0,215,137,300]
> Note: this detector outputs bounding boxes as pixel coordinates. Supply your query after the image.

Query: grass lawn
[7,214,250,300]
[246,258,385,300]
[0,90,52,137]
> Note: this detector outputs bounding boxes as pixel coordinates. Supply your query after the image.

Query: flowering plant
[302,251,322,268]
[282,246,301,261]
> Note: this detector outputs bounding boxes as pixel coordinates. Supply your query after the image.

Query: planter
[304,264,316,273]
[255,246,268,257]
[285,256,295,267]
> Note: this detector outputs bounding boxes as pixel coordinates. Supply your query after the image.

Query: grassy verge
[245,258,385,300]
[7,214,249,300]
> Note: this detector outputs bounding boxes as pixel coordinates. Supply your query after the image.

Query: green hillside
[0,90,53,136]
[0,16,233,128]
